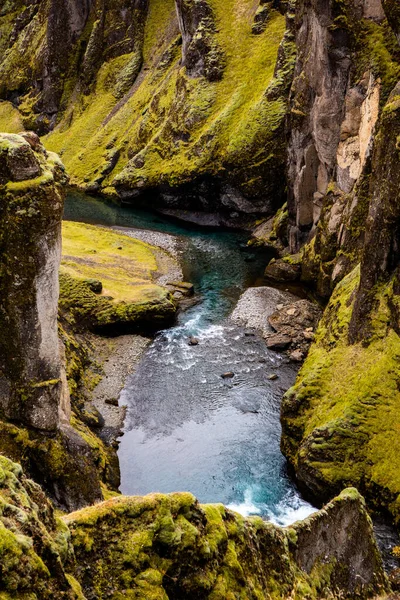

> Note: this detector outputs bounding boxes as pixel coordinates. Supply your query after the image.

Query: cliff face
[0,134,116,512]
[63,487,387,599]
[0,132,69,432]
[283,0,400,295]
[0,0,295,221]
[279,0,400,523]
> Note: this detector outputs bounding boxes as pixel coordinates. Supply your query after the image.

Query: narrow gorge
[1,0,400,598]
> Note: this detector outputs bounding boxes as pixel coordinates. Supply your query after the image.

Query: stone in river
[266,334,292,350]
[221,372,235,379]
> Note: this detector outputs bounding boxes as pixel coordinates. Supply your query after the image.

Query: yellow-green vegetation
[0,455,387,599]
[0,101,24,133]
[44,0,291,201]
[281,266,400,522]
[0,454,83,598]
[0,419,107,514]
[60,222,177,332]
[63,487,385,599]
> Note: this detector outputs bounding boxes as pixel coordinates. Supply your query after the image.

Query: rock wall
[0,132,69,431]
[0,0,295,220]
[0,133,116,511]
[278,0,400,526]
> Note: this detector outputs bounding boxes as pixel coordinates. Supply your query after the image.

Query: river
[65,191,315,525]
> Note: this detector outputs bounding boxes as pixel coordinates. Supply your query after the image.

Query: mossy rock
[63,488,386,598]
[281,266,400,523]
[0,454,84,598]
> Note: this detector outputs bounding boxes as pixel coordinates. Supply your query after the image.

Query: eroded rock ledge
[0,454,388,599]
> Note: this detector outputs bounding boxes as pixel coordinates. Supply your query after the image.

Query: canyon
[1,0,400,597]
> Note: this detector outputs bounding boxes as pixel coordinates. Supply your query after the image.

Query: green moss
[59,220,177,333]
[0,101,24,133]
[282,266,400,522]
[43,1,290,203]
[0,455,80,598]
[61,487,385,599]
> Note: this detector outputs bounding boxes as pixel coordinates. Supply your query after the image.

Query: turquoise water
[65,192,315,524]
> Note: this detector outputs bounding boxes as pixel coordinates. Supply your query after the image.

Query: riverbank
[60,214,191,458]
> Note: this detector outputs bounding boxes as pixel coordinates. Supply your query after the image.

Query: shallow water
[65,191,315,524]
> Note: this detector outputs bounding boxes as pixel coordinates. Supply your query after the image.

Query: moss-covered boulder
[0,454,84,598]
[64,487,387,598]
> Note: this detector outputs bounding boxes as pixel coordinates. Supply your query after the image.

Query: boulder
[264,257,302,282]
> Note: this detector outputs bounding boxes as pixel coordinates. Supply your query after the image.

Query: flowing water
[65,192,315,525]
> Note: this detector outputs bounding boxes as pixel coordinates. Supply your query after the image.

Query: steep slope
[0,0,295,220]
[279,0,400,524]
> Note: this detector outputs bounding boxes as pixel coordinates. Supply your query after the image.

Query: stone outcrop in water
[4,458,379,600]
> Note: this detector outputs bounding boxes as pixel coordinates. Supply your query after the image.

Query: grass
[60,222,177,332]
[0,101,24,133]
[61,221,167,301]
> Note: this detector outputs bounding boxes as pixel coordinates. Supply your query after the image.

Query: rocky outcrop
[0,132,69,432]
[175,0,225,81]
[287,0,386,253]
[64,487,386,599]
[0,455,84,598]
[0,453,387,599]
[231,287,321,360]
[0,134,116,511]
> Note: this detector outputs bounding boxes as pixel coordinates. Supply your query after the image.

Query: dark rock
[266,334,292,350]
[105,398,119,407]
[175,0,225,81]
[188,336,199,346]
[221,371,235,379]
[264,258,301,282]
[84,278,103,294]
[252,4,270,35]
[268,373,279,380]
[80,405,105,429]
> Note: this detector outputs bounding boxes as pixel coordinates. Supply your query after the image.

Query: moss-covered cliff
[0,133,119,511]
[0,454,388,599]
[0,0,295,220]
[278,0,400,526]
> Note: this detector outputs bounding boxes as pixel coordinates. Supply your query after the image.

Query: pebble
[221,372,235,379]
